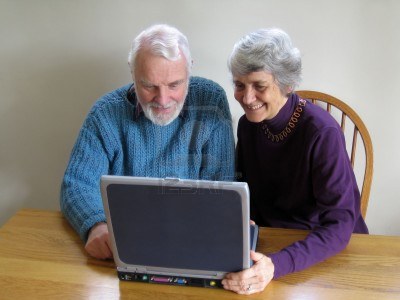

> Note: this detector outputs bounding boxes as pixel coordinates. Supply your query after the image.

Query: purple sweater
[236,93,368,279]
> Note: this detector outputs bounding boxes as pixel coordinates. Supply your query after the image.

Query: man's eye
[169,81,184,89]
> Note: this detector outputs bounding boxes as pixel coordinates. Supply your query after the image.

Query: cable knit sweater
[60,76,235,241]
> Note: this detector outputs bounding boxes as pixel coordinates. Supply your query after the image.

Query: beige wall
[1,0,399,235]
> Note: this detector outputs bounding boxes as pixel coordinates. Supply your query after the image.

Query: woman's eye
[234,84,244,90]
[255,85,266,91]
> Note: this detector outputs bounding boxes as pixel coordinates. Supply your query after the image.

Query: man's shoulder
[90,84,132,114]
[187,76,228,109]
[189,76,225,94]
[185,77,231,122]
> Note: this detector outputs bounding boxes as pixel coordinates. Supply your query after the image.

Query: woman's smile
[247,103,265,110]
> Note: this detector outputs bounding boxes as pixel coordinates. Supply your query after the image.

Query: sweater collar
[262,93,299,132]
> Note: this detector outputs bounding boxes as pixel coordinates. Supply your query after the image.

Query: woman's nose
[242,88,255,105]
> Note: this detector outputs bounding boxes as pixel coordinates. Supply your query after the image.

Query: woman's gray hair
[228,28,302,94]
[128,24,192,78]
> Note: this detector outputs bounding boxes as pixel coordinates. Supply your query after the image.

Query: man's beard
[142,99,185,126]
[137,86,188,126]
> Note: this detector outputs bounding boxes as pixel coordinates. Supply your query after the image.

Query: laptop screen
[106,183,245,273]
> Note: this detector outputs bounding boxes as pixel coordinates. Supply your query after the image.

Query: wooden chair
[296,90,373,219]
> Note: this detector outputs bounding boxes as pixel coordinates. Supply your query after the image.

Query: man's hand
[84,222,113,259]
[222,251,274,294]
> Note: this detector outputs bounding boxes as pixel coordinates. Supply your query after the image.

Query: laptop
[101,175,258,288]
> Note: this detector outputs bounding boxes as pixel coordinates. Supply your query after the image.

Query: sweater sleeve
[269,127,360,278]
[198,86,235,181]
[60,108,115,241]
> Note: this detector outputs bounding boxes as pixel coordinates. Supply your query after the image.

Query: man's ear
[128,62,133,75]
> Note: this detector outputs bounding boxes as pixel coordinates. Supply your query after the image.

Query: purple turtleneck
[236,93,368,278]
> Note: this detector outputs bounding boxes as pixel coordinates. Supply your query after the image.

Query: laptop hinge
[164,177,180,181]
[118,266,147,273]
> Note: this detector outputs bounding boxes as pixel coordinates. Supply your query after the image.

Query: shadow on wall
[0,53,129,226]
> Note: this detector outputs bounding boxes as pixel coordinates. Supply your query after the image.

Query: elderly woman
[222,28,368,294]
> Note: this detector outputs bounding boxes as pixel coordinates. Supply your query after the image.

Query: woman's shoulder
[301,99,341,133]
[237,115,259,137]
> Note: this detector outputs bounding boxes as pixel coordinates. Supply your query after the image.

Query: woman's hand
[222,250,274,294]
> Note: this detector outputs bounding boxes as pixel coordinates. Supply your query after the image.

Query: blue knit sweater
[60,77,235,241]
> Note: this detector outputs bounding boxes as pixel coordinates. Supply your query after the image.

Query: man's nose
[155,86,169,106]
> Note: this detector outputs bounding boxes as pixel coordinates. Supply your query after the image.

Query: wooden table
[0,209,399,299]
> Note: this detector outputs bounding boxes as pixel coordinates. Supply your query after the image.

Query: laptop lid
[101,175,256,286]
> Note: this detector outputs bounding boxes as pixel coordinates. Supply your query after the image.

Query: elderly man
[60,24,235,259]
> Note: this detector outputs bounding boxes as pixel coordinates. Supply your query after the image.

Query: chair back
[296,90,373,219]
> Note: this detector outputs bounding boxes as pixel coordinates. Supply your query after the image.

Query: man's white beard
[143,100,184,126]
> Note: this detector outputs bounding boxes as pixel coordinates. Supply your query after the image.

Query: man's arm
[85,222,113,259]
[199,92,235,181]
[60,111,111,243]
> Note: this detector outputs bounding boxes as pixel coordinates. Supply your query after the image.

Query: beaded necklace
[260,99,306,142]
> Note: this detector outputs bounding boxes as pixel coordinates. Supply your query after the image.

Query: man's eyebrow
[139,79,186,86]
[169,79,186,85]
[140,79,153,86]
